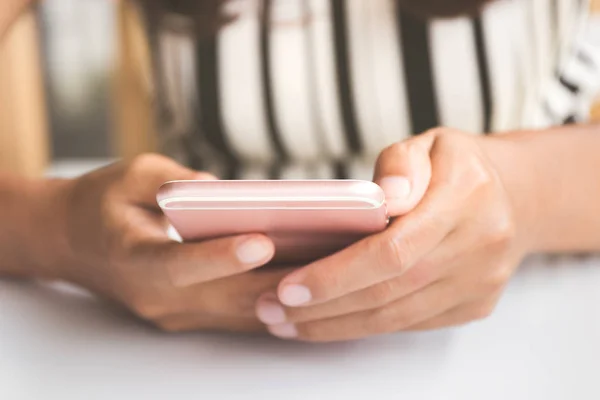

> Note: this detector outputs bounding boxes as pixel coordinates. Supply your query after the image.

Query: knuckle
[487,265,513,290]
[465,155,494,188]
[129,294,170,320]
[375,234,413,275]
[128,153,165,174]
[472,302,497,321]
[404,262,435,290]
[364,308,396,334]
[377,139,423,168]
[485,218,516,250]
[449,159,493,201]
[435,135,493,192]
[379,142,408,161]
[382,298,427,331]
[122,154,168,185]
[366,281,397,306]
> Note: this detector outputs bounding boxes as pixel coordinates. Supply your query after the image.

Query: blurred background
[40,0,116,160]
[0,0,599,178]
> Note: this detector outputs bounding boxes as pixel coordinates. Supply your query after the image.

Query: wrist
[20,178,76,280]
[480,125,600,254]
[476,131,546,253]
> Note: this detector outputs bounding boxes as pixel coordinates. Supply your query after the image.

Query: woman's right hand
[51,154,288,333]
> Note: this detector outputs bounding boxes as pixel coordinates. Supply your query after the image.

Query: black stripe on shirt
[196,36,239,179]
[542,98,574,124]
[334,160,349,180]
[397,10,439,134]
[268,162,282,180]
[332,0,362,153]
[473,16,493,133]
[558,73,580,94]
[261,0,289,173]
[563,114,577,125]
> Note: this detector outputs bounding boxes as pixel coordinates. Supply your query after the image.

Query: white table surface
[1,254,600,400]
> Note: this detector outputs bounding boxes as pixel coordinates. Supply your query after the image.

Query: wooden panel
[111,0,156,159]
[0,9,49,177]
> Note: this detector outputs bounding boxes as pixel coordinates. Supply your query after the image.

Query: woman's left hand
[256,128,532,342]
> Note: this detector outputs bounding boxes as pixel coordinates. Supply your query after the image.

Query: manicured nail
[268,323,298,339]
[379,176,411,200]
[256,297,287,325]
[236,238,273,265]
[279,284,312,306]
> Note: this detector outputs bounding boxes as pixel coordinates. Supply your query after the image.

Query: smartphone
[157,180,389,265]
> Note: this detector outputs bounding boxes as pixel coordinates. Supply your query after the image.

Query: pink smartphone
[157,180,389,265]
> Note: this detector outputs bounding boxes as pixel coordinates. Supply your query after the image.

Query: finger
[267,232,506,326]
[277,182,459,308]
[373,133,435,216]
[126,267,293,321]
[155,313,266,334]
[256,260,441,325]
[131,234,276,287]
[268,280,462,342]
[174,267,295,318]
[404,297,499,331]
[120,154,216,209]
[260,218,493,325]
[401,306,475,331]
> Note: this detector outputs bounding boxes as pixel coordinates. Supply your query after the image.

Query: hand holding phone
[158,180,389,265]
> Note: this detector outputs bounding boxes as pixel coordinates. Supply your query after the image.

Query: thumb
[373,134,435,217]
[123,154,217,208]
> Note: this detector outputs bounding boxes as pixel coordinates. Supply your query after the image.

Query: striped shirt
[150,0,600,180]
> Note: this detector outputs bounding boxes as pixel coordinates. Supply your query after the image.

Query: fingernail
[379,176,411,200]
[280,284,312,306]
[256,298,287,325]
[268,323,298,339]
[236,238,273,265]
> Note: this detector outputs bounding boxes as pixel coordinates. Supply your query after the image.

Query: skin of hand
[254,125,600,342]
[2,154,293,334]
